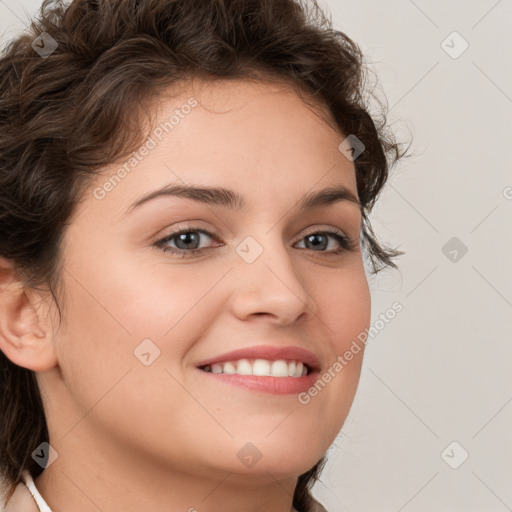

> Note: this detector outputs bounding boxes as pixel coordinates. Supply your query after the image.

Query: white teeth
[270,360,289,377]
[253,359,270,376]
[237,359,253,375]
[211,364,223,374]
[222,361,236,374]
[202,358,309,377]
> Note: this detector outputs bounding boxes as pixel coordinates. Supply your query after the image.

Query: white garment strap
[21,471,53,512]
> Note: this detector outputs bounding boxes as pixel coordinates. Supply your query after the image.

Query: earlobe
[0,257,58,372]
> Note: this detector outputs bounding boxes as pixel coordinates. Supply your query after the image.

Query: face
[39,78,371,484]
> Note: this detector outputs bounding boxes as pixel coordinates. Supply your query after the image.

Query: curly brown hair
[0,0,410,509]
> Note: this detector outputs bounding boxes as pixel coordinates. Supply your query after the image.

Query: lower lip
[196,367,319,394]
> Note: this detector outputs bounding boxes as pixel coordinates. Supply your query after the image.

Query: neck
[34,426,300,512]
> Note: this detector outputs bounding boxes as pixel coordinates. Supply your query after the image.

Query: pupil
[177,232,199,250]
[306,234,327,250]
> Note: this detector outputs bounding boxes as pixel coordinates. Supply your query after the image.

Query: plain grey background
[1,1,511,511]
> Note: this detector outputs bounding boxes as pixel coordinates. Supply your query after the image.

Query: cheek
[315,262,371,347]
[98,247,225,336]
[298,267,370,439]
[54,250,224,405]
[53,269,217,464]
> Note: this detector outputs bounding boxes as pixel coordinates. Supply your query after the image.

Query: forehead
[83,78,358,219]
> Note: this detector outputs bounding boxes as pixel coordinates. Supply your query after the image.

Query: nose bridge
[230,228,317,321]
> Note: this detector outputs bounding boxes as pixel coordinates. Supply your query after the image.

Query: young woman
[0,0,408,510]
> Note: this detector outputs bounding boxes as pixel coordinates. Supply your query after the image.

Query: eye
[154,227,219,257]
[294,229,358,255]
[153,225,358,258]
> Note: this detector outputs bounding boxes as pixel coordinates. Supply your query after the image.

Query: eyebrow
[123,183,362,217]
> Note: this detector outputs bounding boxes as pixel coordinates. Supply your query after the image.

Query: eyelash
[153,225,358,258]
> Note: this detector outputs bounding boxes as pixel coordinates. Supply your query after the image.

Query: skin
[0,78,371,512]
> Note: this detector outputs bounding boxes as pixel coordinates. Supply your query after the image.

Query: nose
[229,237,318,325]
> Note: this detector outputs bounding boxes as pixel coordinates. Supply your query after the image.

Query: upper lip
[195,345,321,373]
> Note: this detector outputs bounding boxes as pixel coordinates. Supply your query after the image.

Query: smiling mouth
[198,358,311,378]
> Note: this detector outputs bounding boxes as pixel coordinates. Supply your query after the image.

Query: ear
[0,256,58,372]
